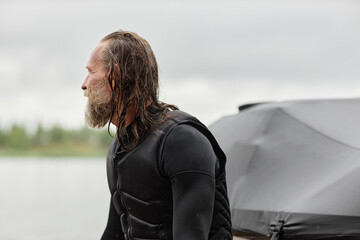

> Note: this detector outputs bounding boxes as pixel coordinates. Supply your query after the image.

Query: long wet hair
[100,30,178,151]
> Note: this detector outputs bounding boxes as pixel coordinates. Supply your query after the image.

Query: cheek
[89,75,99,85]
[88,76,102,90]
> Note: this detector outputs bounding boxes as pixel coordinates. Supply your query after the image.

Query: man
[82,30,232,240]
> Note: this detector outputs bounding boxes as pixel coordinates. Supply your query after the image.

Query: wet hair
[100,30,178,151]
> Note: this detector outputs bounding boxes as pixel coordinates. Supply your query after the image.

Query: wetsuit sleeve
[162,124,216,240]
[101,199,125,240]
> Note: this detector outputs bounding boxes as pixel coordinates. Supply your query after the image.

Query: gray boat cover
[209,98,360,239]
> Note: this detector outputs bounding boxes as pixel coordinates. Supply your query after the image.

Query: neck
[110,108,135,127]
[111,100,153,128]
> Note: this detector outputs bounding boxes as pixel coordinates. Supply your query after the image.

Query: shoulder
[165,124,211,151]
[161,123,217,179]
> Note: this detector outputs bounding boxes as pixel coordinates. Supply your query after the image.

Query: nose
[81,77,88,90]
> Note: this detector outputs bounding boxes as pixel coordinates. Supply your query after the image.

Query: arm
[162,124,216,240]
[101,199,125,240]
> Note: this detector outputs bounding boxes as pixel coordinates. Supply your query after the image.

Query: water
[0,157,110,240]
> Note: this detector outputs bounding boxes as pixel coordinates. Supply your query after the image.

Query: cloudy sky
[1,0,360,130]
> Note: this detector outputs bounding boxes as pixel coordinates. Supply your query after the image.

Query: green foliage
[0,129,6,146]
[0,123,115,156]
[33,124,49,146]
[50,125,67,143]
[7,124,29,149]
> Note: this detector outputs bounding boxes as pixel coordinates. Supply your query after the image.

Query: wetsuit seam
[169,170,215,179]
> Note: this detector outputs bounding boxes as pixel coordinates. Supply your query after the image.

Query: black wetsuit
[101,110,232,240]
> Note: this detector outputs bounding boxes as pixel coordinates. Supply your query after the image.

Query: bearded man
[82,30,232,240]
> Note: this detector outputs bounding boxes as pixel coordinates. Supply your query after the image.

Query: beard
[84,78,114,129]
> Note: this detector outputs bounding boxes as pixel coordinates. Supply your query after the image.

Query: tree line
[0,124,114,156]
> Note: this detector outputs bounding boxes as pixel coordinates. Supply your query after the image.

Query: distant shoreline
[0,125,113,157]
[0,144,108,157]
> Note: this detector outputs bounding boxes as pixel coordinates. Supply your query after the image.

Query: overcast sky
[1,0,360,130]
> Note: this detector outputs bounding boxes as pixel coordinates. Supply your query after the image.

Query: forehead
[87,42,108,70]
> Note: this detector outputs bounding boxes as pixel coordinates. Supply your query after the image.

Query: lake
[0,157,110,240]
